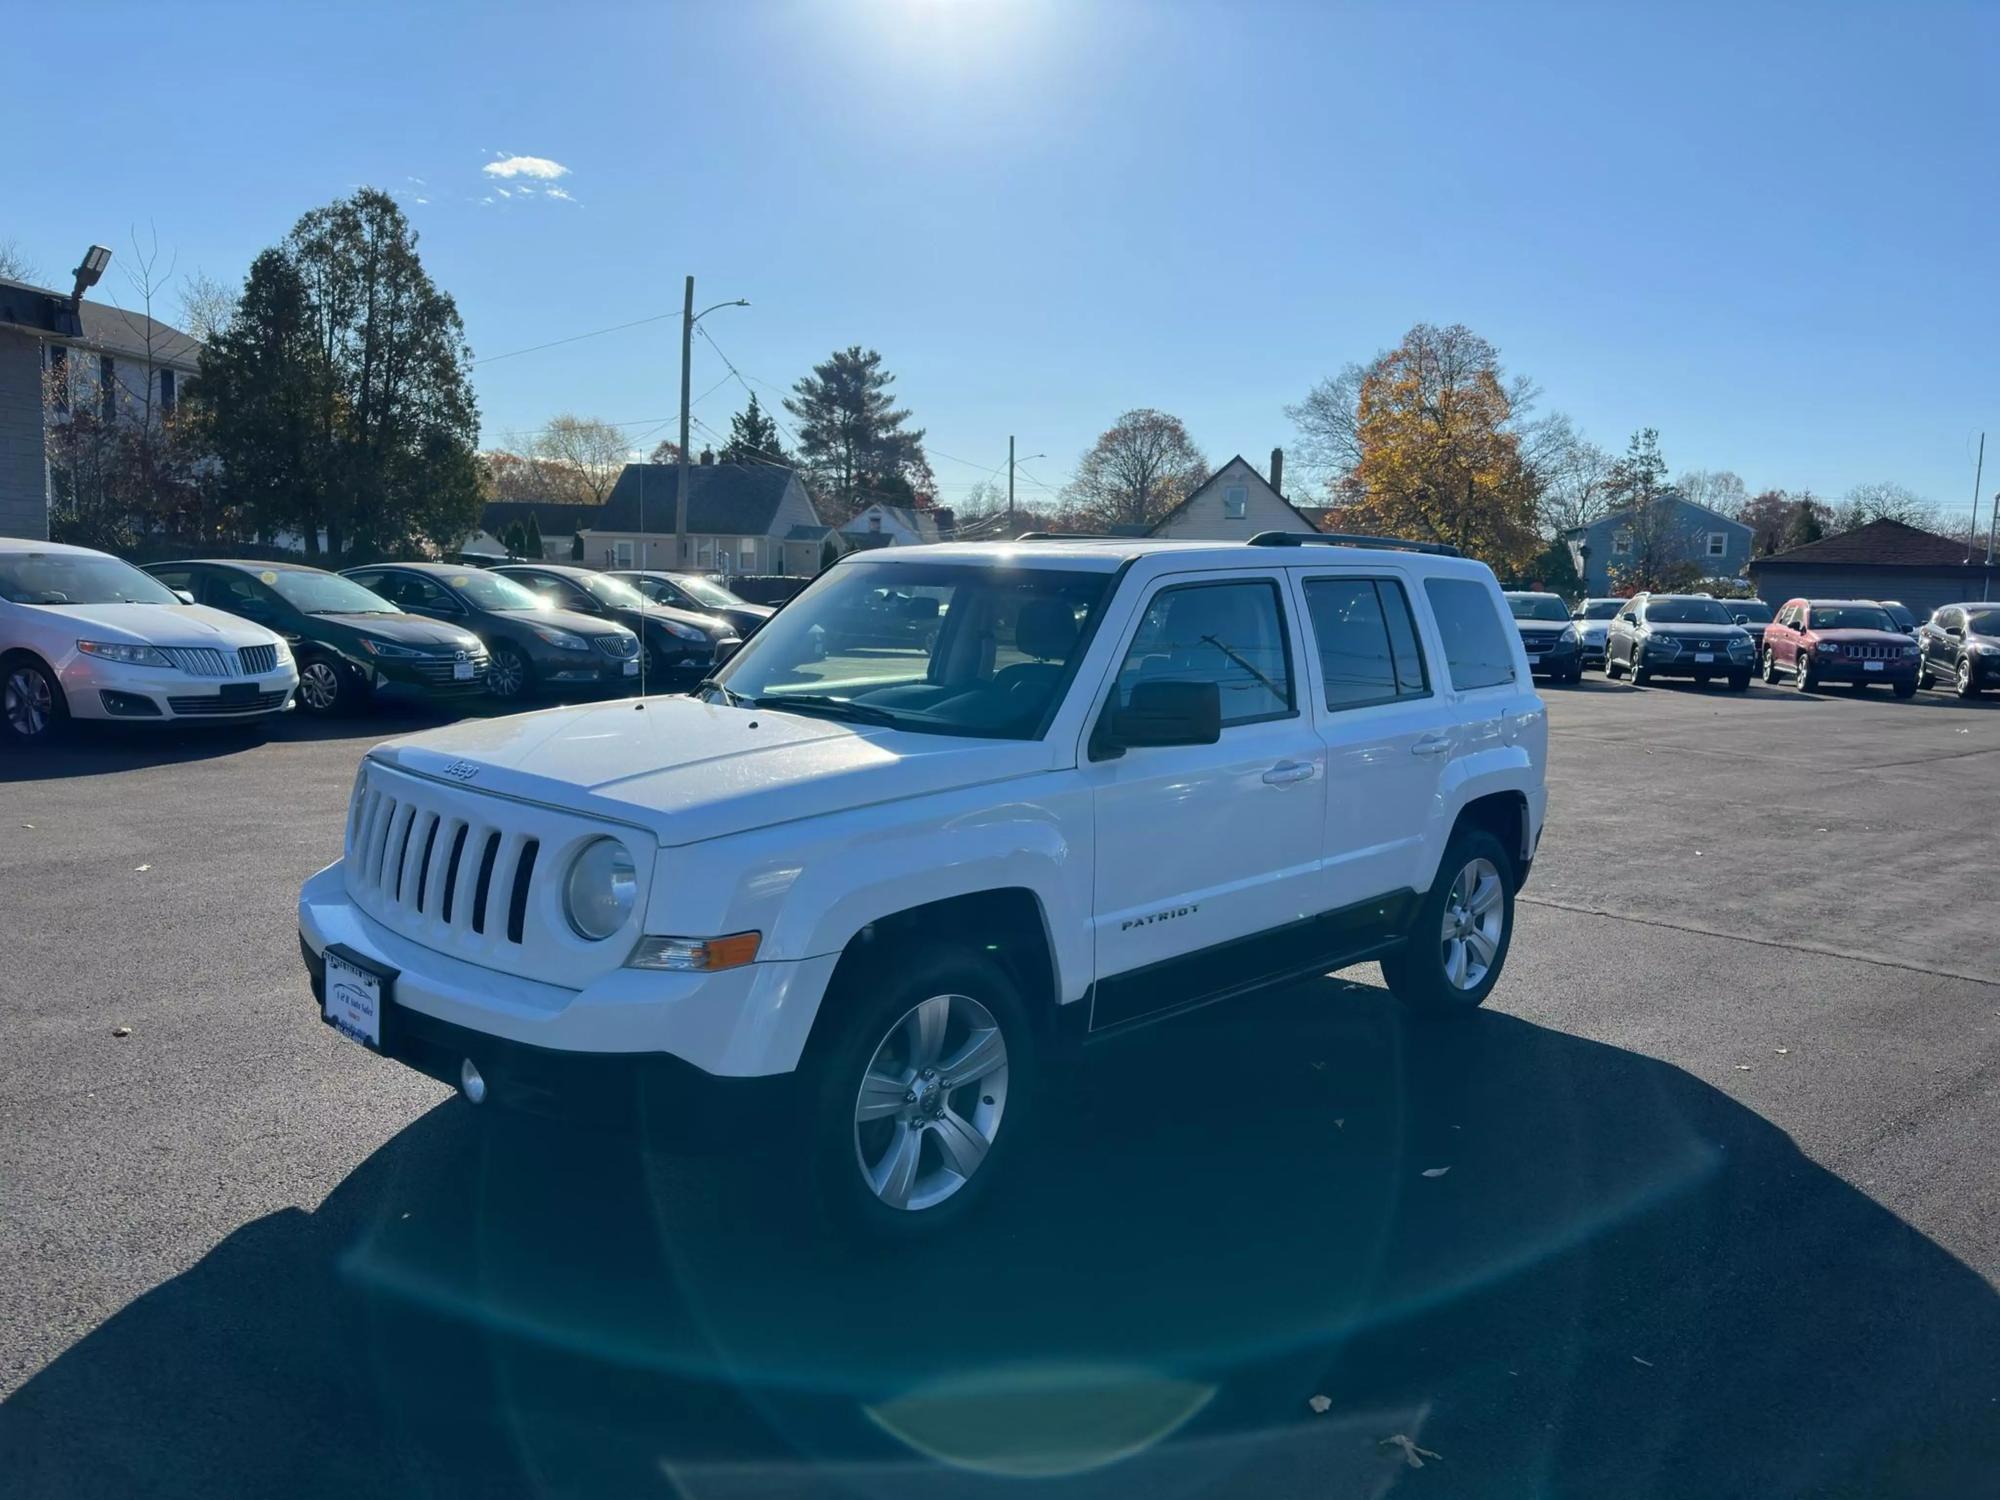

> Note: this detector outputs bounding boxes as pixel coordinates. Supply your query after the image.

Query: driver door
[1084,572,1327,1028]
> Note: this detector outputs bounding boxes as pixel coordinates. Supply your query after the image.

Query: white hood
[369,696,1055,846]
[32,601,283,649]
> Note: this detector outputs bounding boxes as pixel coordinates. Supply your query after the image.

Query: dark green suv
[146,561,490,715]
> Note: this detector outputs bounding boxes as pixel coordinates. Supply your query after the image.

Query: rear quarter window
[1422,577,1518,691]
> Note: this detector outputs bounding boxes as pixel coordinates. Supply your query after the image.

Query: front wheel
[487,643,532,703]
[1795,655,1818,692]
[1957,660,1981,699]
[1381,830,1516,1012]
[807,947,1035,1236]
[1728,671,1752,692]
[1,658,66,745]
[1893,679,1917,699]
[1630,660,1653,685]
[295,656,349,716]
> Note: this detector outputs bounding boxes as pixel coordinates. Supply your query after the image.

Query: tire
[1762,648,1780,684]
[1728,672,1751,692]
[1,656,67,745]
[486,643,532,703]
[1604,654,1623,680]
[1893,679,1917,699]
[1917,663,1934,690]
[1795,654,1817,692]
[295,655,349,716]
[804,945,1036,1237]
[1957,660,1980,700]
[1381,828,1516,1013]
[1630,660,1653,685]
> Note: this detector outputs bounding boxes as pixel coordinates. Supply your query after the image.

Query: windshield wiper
[696,678,745,707]
[750,693,904,727]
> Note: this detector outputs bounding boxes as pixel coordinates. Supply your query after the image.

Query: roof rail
[1247,530,1462,557]
[1012,531,1123,541]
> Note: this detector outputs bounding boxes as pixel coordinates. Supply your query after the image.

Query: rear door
[1085,569,1327,1025]
[1294,570,1455,910]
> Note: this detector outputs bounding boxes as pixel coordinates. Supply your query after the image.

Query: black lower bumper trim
[299,936,791,1139]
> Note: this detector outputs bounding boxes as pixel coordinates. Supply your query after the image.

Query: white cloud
[494,186,512,199]
[544,186,576,202]
[483,154,570,181]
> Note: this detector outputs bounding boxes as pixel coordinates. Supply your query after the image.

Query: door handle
[1411,734,1453,758]
[1261,761,1316,786]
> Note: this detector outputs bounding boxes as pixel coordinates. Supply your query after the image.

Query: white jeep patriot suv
[300,533,1546,1231]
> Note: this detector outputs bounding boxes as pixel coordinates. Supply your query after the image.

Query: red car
[1760,597,1920,697]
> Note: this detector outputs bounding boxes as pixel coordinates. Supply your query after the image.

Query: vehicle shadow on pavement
[6,980,1998,1499]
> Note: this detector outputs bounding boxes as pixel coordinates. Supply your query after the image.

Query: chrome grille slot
[159,646,231,677]
[339,760,656,986]
[238,644,279,675]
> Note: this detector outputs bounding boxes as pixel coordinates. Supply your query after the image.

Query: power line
[473,309,685,367]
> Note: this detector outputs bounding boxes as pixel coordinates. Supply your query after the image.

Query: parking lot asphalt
[3,675,1999,1498]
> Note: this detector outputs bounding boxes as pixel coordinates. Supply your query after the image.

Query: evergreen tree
[570,528,585,561]
[784,346,927,516]
[720,393,788,466]
[523,512,544,558]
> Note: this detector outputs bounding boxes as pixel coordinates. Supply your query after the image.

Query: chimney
[699,448,715,465]
[1269,447,1284,496]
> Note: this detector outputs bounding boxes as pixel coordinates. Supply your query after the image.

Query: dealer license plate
[1525,654,1542,666]
[453,661,475,681]
[623,659,639,677]
[1864,660,1884,672]
[1694,652,1715,663]
[324,950,383,1048]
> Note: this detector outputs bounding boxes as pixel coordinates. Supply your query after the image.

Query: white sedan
[0,539,299,744]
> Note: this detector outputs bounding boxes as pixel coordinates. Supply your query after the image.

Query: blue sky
[8,0,1998,516]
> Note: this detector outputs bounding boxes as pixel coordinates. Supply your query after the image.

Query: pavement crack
[1518,895,2000,990]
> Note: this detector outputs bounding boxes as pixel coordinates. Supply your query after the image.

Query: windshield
[1969,610,2000,636]
[1879,602,1916,629]
[268,570,398,615]
[578,573,647,608]
[676,575,746,609]
[1581,599,1624,620]
[1811,605,1894,632]
[1645,598,1733,625]
[1728,601,1773,623]
[1507,594,1569,622]
[447,571,546,611]
[712,562,1112,738]
[0,552,179,606]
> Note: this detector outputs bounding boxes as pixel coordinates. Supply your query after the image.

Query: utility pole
[675,274,694,574]
[1007,435,1015,524]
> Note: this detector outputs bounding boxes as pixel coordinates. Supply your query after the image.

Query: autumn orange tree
[1344,324,1542,570]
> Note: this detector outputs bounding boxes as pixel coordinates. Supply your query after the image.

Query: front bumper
[61,656,298,722]
[1635,648,1756,680]
[368,655,491,700]
[1812,655,1919,684]
[297,861,838,1081]
[1521,638,1579,675]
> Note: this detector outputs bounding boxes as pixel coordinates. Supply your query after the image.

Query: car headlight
[1970,642,2000,656]
[1644,634,1680,654]
[1559,625,1579,644]
[454,635,484,654]
[530,624,590,652]
[357,637,425,659]
[655,619,706,642]
[562,837,638,940]
[272,637,294,662]
[77,639,172,668]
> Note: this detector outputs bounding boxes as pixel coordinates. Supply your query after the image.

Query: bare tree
[1833,480,1943,532]
[176,268,238,342]
[526,414,630,504]
[1675,469,1748,516]
[1062,409,1209,529]
[1522,413,1616,535]
[1285,363,1369,487]
[0,238,37,281]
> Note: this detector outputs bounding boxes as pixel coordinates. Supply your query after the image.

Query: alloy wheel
[298,661,340,713]
[853,992,1010,1212]
[1439,857,1505,991]
[4,667,52,738]
[489,649,526,699]
[1960,661,1977,698]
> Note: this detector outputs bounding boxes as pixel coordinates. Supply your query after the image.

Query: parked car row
[1508,585,1996,703]
[0,538,776,745]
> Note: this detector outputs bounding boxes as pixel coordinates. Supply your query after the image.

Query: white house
[1148,450,1317,541]
[586,460,829,576]
[840,502,948,548]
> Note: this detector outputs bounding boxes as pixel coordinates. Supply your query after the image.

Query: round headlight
[563,837,637,940]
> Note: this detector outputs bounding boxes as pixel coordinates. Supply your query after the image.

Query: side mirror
[172,589,195,606]
[712,638,743,668]
[1106,679,1222,750]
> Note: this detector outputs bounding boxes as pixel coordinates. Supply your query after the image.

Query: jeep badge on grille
[442,760,480,781]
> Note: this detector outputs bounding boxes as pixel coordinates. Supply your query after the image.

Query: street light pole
[1008,435,1014,523]
[675,276,694,574]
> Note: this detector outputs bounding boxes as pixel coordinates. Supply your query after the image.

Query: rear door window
[1422,577,1518,691]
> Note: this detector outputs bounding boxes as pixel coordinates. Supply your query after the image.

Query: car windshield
[578,573,647,608]
[1969,609,2000,635]
[0,552,179,606]
[1728,601,1773,623]
[675,575,746,609]
[710,562,1112,739]
[446,570,546,611]
[1645,598,1733,624]
[268,570,399,615]
[1580,600,1624,620]
[1507,595,1569,621]
[1811,605,1894,632]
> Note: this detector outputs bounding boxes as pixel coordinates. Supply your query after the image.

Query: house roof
[853,503,943,540]
[1146,454,1322,536]
[597,463,805,534]
[1563,491,1753,539]
[784,523,833,541]
[0,275,202,366]
[478,500,606,536]
[1750,518,1990,570]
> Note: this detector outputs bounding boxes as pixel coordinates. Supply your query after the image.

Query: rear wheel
[1762,648,1780,683]
[1604,654,1623,680]
[1381,829,1515,1013]
[1,658,66,745]
[1917,662,1934,690]
[806,946,1035,1237]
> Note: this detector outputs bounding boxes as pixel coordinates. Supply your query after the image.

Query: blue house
[1563,492,1755,595]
